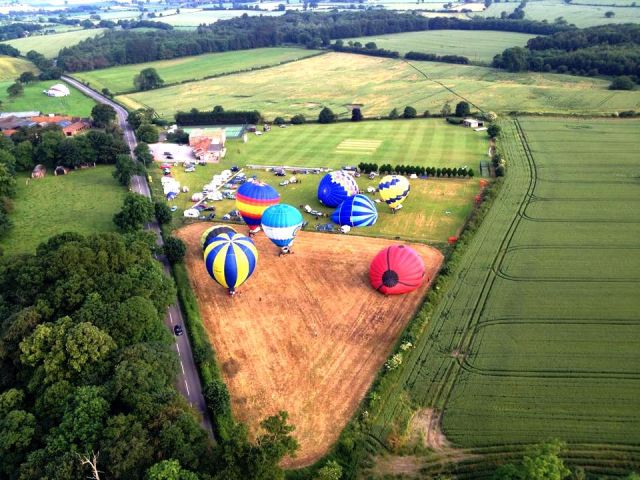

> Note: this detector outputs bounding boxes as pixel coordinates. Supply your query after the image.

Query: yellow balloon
[378,175,410,209]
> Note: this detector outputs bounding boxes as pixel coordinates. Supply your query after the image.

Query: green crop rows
[365,117,640,476]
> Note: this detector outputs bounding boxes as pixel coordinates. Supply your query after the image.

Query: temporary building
[31,164,46,179]
[54,166,68,176]
[43,84,70,97]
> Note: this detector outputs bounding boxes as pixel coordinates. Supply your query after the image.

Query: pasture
[0,55,38,81]
[117,52,640,118]
[1,28,107,58]
[0,167,126,255]
[365,117,640,477]
[480,0,640,27]
[157,119,485,242]
[72,48,322,94]
[176,223,443,466]
[344,30,538,64]
[0,79,95,116]
[156,9,283,26]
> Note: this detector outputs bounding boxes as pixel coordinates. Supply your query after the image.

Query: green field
[158,119,485,242]
[0,79,95,116]
[0,55,38,81]
[1,28,107,58]
[480,0,640,27]
[72,48,322,94]
[117,52,640,118]
[156,9,283,26]
[366,117,640,476]
[0,166,126,255]
[344,30,538,64]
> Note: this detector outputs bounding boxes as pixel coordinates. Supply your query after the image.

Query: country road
[63,76,214,436]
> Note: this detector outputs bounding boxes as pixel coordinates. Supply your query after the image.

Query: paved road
[63,76,213,435]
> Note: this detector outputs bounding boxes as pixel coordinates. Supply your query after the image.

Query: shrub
[274,116,286,125]
[388,108,399,119]
[403,106,417,119]
[455,101,471,117]
[318,107,336,124]
[164,236,186,263]
[290,114,306,125]
[351,107,363,122]
[610,76,635,91]
[487,124,502,138]
[203,380,231,416]
[154,200,172,225]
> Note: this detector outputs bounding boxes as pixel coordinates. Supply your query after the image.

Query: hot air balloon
[369,245,425,295]
[203,232,258,295]
[331,194,378,227]
[378,175,410,211]
[317,171,359,207]
[235,181,280,233]
[200,225,237,250]
[261,204,304,255]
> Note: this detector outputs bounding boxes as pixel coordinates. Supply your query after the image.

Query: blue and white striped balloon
[331,194,378,227]
[261,204,304,248]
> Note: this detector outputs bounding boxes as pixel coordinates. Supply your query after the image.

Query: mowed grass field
[1,28,107,58]
[0,55,38,81]
[118,52,640,118]
[480,0,640,27]
[72,48,322,94]
[0,167,126,255]
[344,30,538,64]
[366,117,640,477]
[156,119,485,242]
[0,79,95,116]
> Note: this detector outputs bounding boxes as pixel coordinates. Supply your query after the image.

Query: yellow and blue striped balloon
[203,232,258,293]
[378,175,410,210]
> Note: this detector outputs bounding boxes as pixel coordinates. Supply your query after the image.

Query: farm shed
[463,118,484,128]
[31,164,46,179]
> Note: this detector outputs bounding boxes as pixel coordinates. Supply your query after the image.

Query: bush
[389,108,399,119]
[455,101,471,117]
[164,236,186,263]
[274,116,286,125]
[136,123,159,143]
[175,108,261,125]
[487,124,502,138]
[351,107,363,122]
[203,380,231,416]
[609,76,635,91]
[290,114,306,125]
[403,106,417,119]
[154,200,172,225]
[318,107,336,124]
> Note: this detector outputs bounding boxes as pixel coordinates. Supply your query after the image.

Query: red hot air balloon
[369,245,425,295]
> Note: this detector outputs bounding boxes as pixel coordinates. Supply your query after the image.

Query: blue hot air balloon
[203,232,258,295]
[261,204,304,254]
[200,225,237,250]
[331,194,378,227]
[317,171,359,207]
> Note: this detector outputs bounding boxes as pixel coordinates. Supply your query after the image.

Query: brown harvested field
[176,224,443,467]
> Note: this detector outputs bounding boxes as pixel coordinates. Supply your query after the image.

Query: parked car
[279,180,290,186]
[274,169,285,176]
[170,206,178,212]
[185,167,195,173]
[203,206,216,212]
[231,166,240,172]
[255,131,263,136]
[279,124,287,128]
[205,213,216,220]
[174,325,184,336]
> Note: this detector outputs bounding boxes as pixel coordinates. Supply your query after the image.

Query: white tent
[43,84,70,97]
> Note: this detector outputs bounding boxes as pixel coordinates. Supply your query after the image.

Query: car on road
[174,325,184,336]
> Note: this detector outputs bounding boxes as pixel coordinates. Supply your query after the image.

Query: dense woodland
[493,24,640,78]
[57,11,571,71]
[0,23,42,41]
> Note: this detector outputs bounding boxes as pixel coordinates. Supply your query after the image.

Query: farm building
[188,128,226,163]
[0,115,37,136]
[43,84,70,97]
[30,115,91,136]
[463,118,484,128]
[31,164,46,179]
[0,111,40,119]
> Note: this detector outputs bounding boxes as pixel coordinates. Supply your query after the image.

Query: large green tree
[113,193,154,231]
[134,68,165,91]
[91,104,117,128]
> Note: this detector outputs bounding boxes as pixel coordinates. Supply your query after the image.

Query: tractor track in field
[430,118,538,414]
[477,316,640,328]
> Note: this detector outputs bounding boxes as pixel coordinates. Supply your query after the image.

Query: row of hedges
[358,162,475,177]
[175,109,262,125]
[405,50,470,64]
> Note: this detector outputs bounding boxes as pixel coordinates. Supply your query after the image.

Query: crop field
[365,117,640,477]
[0,55,38,81]
[156,119,485,241]
[480,0,640,27]
[0,79,95,116]
[0,167,126,255]
[157,9,283,26]
[176,223,443,466]
[1,28,107,58]
[344,30,538,64]
[117,52,640,118]
[72,48,322,94]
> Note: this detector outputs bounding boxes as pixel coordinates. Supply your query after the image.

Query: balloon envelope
[317,171,359,207]
[236,181,280,229]
[378,175,410,209]
[261,204,304,248]
[200,225,237,250]
[203,232,258,291]
[331,194,378,227]
[369,245,425,295]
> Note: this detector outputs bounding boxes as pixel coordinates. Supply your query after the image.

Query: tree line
[358,161,475,178]
[492,23,640,80]
[0,23,42,41]
[57,11,572,72]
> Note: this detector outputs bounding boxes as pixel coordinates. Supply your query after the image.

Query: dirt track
[177,224,443,467]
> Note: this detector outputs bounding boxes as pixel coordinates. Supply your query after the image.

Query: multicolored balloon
[203,232,258,294]
[317,171,359,207]
[261,204,304,251]
[369,245,425,295]
[200,225,237,250]
[236,181,280,232]
[378,175,410,210]
[331,194,378,227]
